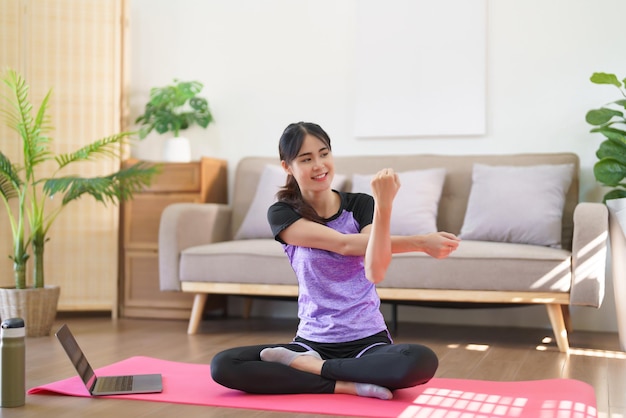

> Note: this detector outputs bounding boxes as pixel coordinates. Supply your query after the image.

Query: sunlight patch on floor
[536,336,626,358]
[446,343,489,351]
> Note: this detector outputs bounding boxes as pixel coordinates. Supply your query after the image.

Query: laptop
[55,324,163,396]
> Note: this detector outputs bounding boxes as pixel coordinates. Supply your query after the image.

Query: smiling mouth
[312,173,328,180]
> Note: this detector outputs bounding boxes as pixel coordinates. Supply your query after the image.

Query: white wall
[129,0,626,333]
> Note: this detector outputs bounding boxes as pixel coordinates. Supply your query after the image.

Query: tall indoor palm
[0,68,159,289]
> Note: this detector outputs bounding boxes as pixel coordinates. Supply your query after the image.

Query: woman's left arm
[364,169,400,283]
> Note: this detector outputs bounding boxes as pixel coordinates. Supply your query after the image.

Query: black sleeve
[267,202,302,244]
[343,192,374,232]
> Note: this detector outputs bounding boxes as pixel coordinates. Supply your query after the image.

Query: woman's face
[283,134,335,194]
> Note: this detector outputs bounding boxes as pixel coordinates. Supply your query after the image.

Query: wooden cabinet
[119,157,227,319]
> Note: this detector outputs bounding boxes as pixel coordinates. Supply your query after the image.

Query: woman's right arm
[278,217,460,259]
[278,219,371,256]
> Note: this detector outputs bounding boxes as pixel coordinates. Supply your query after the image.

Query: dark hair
[276,122,332,224]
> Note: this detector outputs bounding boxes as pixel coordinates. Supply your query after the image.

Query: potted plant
[585,72,626,202]
[585,71,626,351]
[0,68,159,337]
[135,79,213,162]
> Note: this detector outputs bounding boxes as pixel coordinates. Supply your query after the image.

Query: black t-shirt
[267,191,374,244]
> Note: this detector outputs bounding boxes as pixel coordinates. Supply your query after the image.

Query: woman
[211,122,460,400]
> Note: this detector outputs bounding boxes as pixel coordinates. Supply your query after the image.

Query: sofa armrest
[570,202,609,307]
[158,203,233,291]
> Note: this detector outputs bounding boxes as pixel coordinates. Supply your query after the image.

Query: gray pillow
[459,163,574,247]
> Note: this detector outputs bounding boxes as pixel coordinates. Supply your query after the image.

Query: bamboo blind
[0,0,23,287]
[0,0,124,311]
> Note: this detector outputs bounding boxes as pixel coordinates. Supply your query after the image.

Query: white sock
[260,347,322,366]
[355,383,393,400]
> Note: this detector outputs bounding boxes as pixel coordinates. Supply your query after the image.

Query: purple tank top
[270,193,388,343]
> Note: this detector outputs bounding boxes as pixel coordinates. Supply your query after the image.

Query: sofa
[159,153,609,352]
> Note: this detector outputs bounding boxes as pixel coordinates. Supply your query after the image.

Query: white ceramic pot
[607,197,626,351]
[162,136,191,162]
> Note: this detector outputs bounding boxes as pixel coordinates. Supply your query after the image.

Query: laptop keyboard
[96,375,134,392]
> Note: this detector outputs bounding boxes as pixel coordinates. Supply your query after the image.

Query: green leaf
[176,80,203,100]
[0,152,22,197]
[586,108,623,125]
[195,114,212,128]
[604,188,626,202]
[54,132,132,169]
[596,139,626,166]
[591,72,622,87]
[189,97,208,111]
[590,126,626,144]
[138,126,151,139]
[155,120,170,134]
[43,162,160,206]
[594,158,626,186]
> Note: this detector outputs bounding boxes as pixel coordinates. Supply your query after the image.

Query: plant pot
[607,197,626,351]
[162,136,191,162]
[0,285,60,337]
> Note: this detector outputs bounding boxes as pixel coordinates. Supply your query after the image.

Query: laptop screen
[56,324,97,391]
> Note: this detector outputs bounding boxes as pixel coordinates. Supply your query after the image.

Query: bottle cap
[1,318,25,329]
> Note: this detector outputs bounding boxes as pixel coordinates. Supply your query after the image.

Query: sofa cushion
[181,239,297,285]
[382,240,572,293]
[181,239,571,293]
[351,168,446,235]
[235,165,347,240]
[459,164,574,248]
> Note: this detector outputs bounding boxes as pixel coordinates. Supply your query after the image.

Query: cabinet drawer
[147,162,203,192]
[124,160,203,193]
[123,193,200,248]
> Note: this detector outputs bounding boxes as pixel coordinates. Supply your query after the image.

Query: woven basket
[0,286,60,337]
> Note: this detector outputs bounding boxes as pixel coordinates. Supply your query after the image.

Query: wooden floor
[3,313,626,418]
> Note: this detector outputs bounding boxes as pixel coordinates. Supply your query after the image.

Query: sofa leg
[243,297,254,319]
[390,303,398,335]
[188,293,208,334]
[561,305,572,333]
[546,304,570,353]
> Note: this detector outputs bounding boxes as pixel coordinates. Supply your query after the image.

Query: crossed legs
[211,342,437,400]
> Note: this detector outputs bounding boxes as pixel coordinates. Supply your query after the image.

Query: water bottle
[0,318,25,407]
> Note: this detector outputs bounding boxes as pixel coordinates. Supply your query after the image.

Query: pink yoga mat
[29,356,597,417]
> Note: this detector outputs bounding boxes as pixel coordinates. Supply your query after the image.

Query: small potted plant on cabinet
[135,79,214,162]
[585,71,626,351]
[0,68,159,337]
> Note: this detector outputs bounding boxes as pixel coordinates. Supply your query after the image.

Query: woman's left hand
[370,168,401,210]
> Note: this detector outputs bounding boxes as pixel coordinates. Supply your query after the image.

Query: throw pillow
[235,165,346,239]
[459,163,574,247]
[351,168,447,235]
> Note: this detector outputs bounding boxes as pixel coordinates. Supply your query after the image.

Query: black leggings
[210,336,438,395]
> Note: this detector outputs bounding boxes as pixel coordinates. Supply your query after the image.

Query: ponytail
[276,174,325,224]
